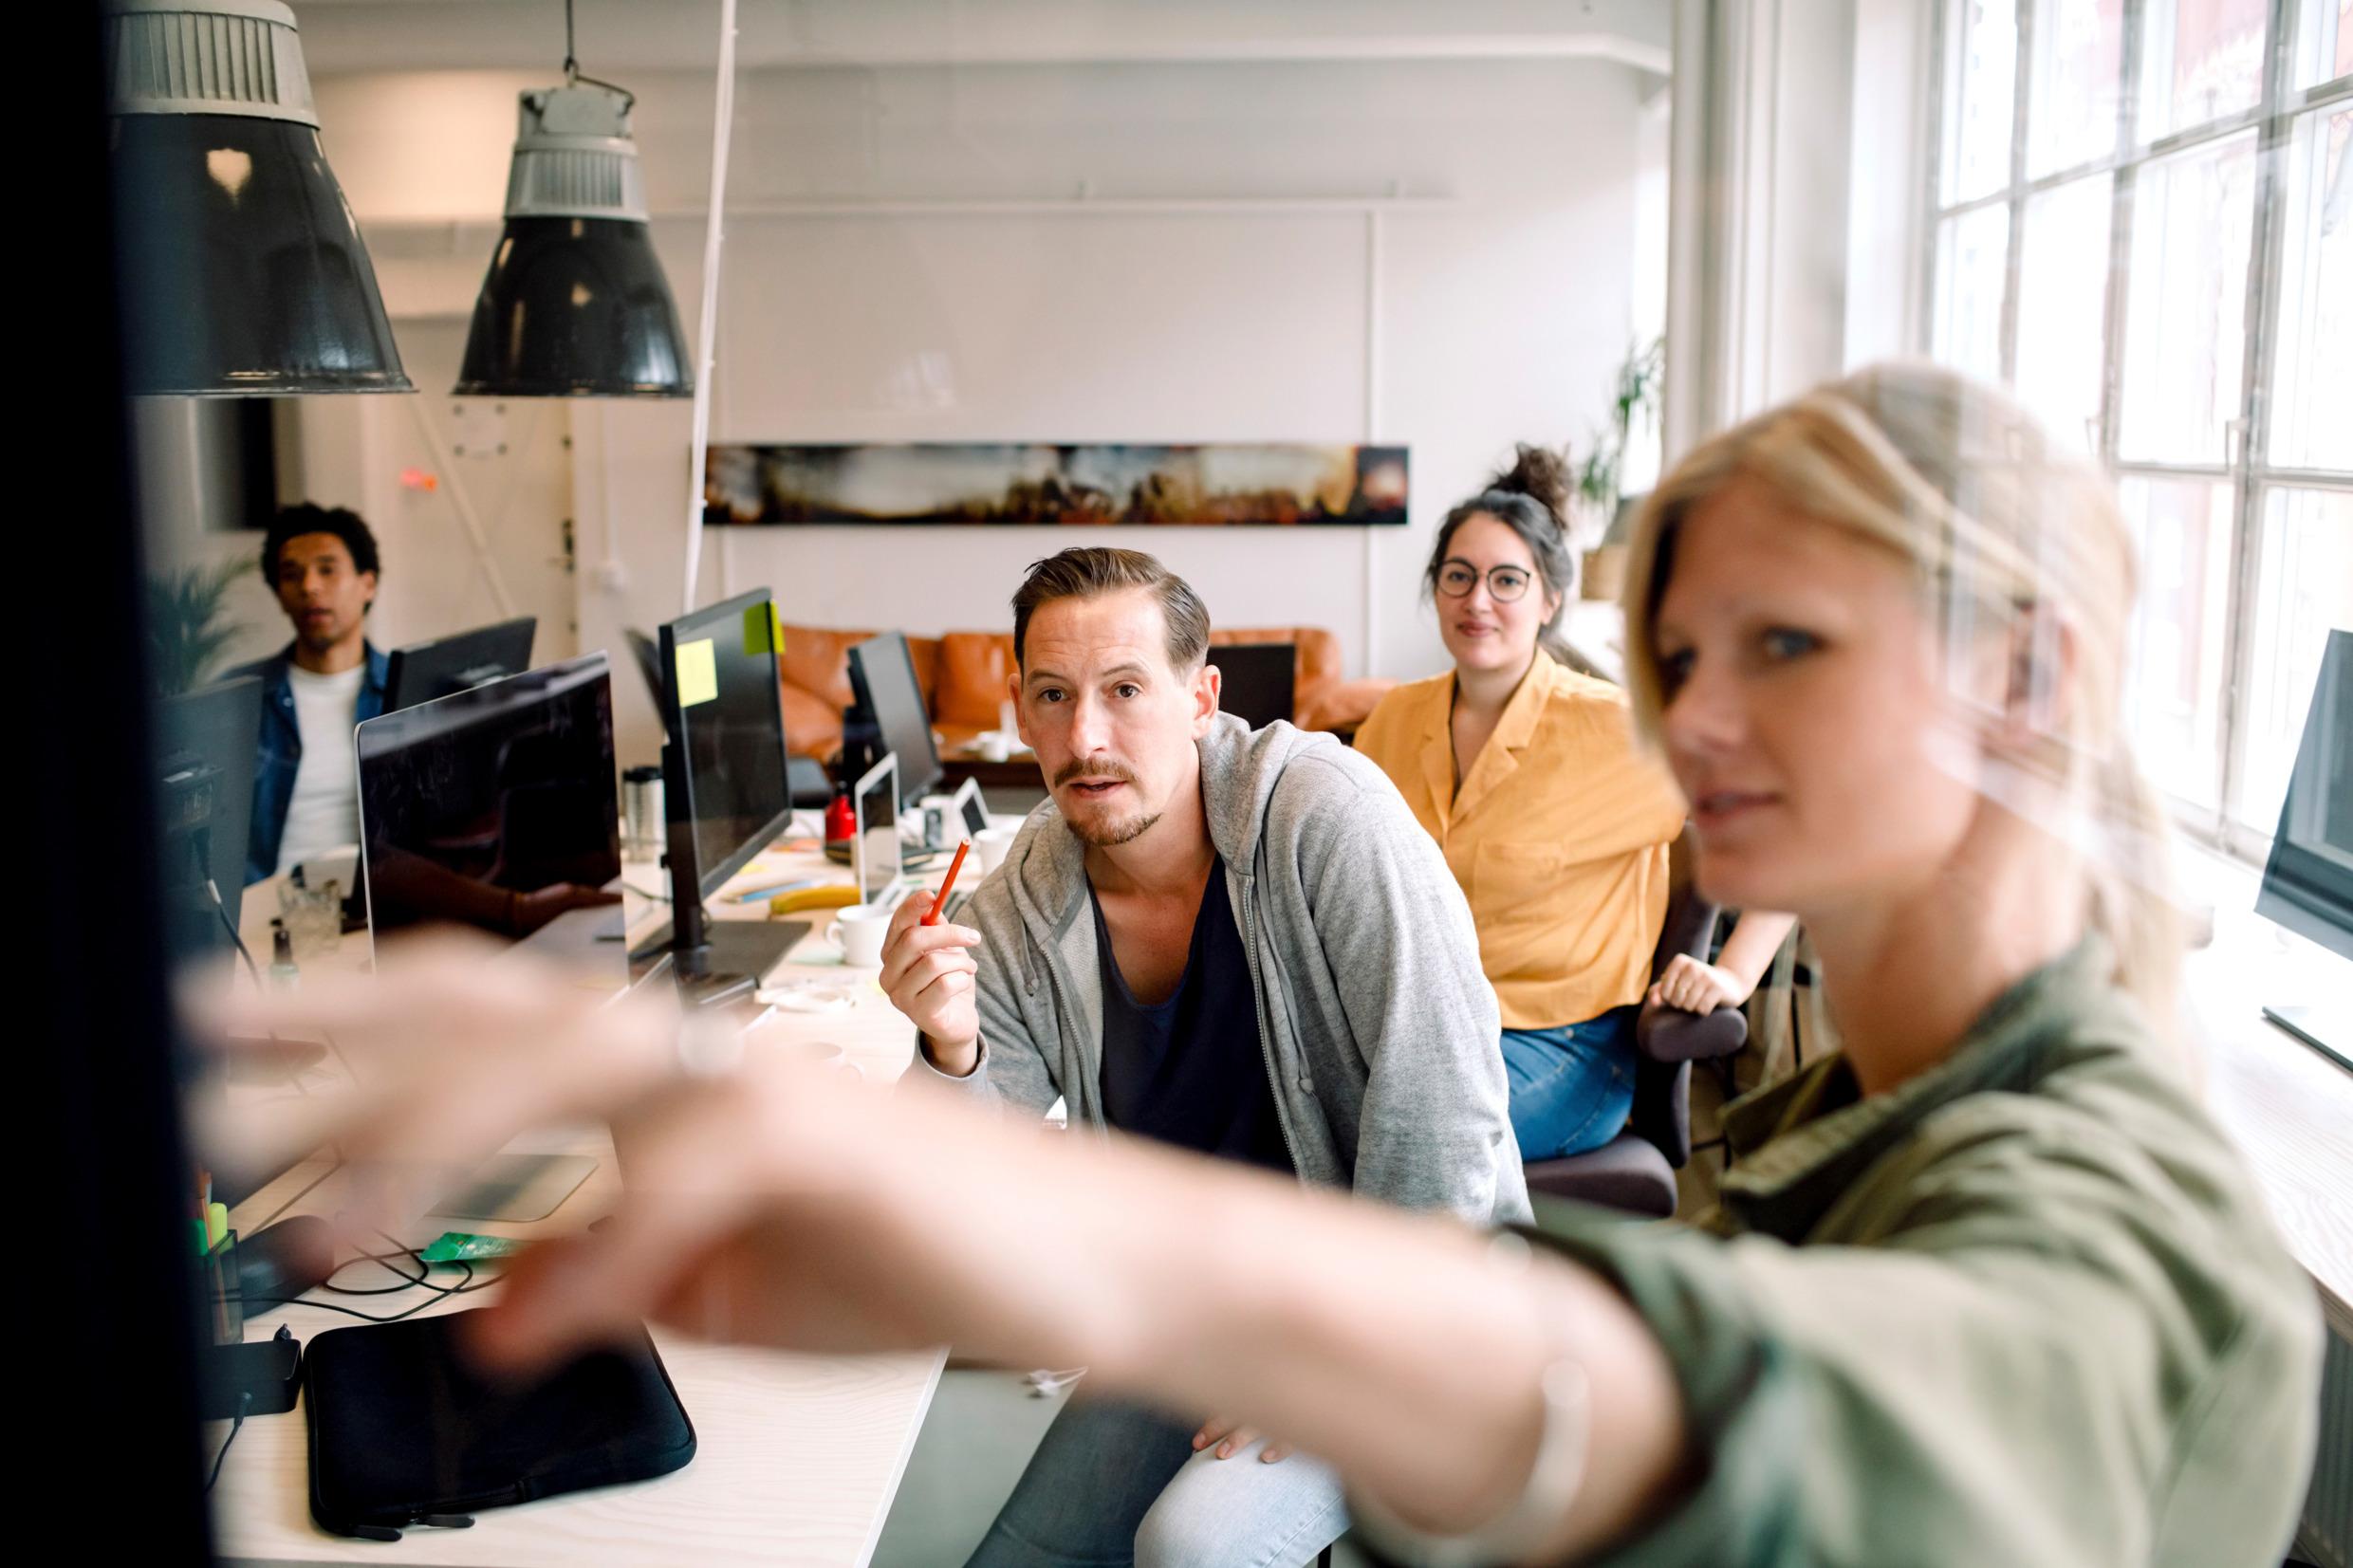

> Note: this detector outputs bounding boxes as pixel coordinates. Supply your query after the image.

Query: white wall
[314,51,1649,764]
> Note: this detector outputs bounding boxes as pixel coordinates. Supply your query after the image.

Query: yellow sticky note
[743,600,784,656]
[674,637,718,708]
[206,1201,229,1249]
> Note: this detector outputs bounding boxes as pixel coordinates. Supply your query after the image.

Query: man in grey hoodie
[878,547,1526,1568]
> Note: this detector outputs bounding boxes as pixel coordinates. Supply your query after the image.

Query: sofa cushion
[778,683,843,761]
[778,619,1373,756]
[1298,675,1396,735]
[779,626,870,713]
[934,632,1016,731]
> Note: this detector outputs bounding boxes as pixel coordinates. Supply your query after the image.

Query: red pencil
[923,839,973,925]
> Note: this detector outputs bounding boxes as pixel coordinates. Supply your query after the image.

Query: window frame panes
[1926,0,2353,864]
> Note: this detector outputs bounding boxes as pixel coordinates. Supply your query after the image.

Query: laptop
[854,754,908,908]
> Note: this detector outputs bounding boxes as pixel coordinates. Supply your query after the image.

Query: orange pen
[922,839,973,926]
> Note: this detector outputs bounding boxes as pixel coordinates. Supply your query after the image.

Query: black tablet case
[302,1308,695,1539]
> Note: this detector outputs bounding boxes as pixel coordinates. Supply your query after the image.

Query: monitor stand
[631,913,808,1008]
[637,734,809,1007]
[2263,1002,2353,1075]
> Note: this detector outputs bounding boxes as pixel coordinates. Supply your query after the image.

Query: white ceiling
[291,0,1672,77]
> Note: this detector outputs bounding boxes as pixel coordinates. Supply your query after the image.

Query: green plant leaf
[147,557,254,697]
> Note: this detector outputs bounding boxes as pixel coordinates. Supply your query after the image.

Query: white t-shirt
[275,661,368,876]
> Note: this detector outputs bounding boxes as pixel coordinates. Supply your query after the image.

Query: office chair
[1518,867,1750,1219]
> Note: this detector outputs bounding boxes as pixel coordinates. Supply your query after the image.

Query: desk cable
[204,1391,253,1493]
[250,1227,498,1328]
[210,876,265,995]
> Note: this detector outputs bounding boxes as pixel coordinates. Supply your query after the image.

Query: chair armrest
[1636,1001,1749,1064]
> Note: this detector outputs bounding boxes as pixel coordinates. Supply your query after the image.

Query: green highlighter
[418,1230,528,1264]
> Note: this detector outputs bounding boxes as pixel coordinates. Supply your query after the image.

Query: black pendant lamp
[454,2,691,398]
[104,0,410,396]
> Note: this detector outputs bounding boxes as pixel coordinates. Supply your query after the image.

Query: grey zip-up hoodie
[909,713,1530,1226]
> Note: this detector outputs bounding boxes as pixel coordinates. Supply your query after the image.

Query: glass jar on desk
[278,876,343,957]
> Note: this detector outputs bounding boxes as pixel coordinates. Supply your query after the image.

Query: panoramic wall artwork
[704,442,1409,527]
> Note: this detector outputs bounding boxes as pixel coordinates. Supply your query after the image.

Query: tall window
[1928,0,2352,860]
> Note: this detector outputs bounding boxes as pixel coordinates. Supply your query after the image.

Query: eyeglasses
[1435,561,1534,602]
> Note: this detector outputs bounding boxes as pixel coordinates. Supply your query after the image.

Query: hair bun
[1489,443,1572,527]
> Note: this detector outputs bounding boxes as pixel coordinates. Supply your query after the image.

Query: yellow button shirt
[1354,655,1687,1030]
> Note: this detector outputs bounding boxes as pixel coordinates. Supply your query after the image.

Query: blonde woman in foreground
[225,363,2320,1567]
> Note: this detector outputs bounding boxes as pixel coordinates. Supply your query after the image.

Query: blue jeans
[966,1395,1347,1568]
[1501,1007,1638,1160]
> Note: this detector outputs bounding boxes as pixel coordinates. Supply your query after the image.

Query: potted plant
[1573,338,1663,600]
[147,558,251,697]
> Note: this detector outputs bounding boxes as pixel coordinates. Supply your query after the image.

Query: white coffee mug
[973,825,1019,875]
[824,902,894,968]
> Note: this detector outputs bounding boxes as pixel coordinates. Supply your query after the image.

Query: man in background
[234,503,388,884]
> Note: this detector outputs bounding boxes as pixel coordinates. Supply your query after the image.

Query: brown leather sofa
[775,622,1394,761]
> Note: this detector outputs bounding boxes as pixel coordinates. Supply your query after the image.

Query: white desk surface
[2177,859,2353,1334]
[216,825,988,1566]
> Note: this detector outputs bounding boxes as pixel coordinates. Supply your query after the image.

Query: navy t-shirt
[1090,856,1293,1174]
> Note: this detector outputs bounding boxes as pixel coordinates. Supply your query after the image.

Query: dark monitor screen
[154,675,262,969]
[849,632,941,804]
[1214,642,1297,731]
[2258,627,2353,962]
[383,616,538,712]
[356,653,621,947]
[659,589,793,896]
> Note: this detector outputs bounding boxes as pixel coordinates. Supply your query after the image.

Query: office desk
[2184,901,2353,1332]
[215,831,973,1566]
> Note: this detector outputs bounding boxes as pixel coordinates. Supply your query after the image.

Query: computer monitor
[356,653,622,960]
[849,632,942,806]
[1214,642,1297,731]
[381,616,537,712]
[633,588,807,1004]
[2257,627,2353,1070]
[154,675,262,972]
[627,622,832,809]
[854,754,904,907]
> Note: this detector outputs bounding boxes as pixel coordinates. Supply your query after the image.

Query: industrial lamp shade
[455,83,692,397]
[104,0,410,396]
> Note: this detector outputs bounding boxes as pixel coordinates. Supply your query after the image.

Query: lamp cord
[561,0,635,108]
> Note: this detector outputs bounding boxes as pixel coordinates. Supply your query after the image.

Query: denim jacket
[231,641,388,885]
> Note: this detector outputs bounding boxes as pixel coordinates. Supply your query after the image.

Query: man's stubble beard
[1063,805,1162,849]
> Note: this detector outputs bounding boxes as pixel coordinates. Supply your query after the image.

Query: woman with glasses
[1353,450,1688,1160]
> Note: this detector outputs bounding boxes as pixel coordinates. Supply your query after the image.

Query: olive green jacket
[1534,940,2322,1567]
